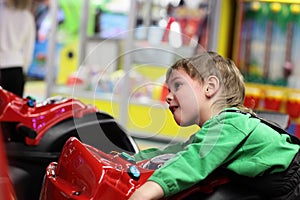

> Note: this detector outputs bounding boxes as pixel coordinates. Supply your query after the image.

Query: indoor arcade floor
[24,80,168,151]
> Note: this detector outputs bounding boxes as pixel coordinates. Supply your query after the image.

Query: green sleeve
[147,119,246,197]
[134,135,195,161]
[144,109,299,197]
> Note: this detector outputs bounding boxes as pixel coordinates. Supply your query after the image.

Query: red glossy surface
[41,137,230,200]
[41,137,153,199]
[0,126,16,200]
[0,87,97,145]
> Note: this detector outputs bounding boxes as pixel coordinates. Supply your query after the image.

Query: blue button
[27,99,35,107]
[128,165,140,180]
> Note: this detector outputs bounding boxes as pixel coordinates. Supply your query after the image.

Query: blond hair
[5,0,32,10]
[166,51,252,113]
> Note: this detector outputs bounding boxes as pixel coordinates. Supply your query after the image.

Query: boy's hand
[128,181,164,200]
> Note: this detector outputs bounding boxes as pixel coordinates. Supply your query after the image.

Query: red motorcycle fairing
[0,126,16,200]
[41,137,152,199]
[0,87,97,146]
[40,137,230,200]
[1,86,139,200]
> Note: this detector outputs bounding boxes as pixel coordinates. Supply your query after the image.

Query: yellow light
[251,2,261,11]
[270,2,282,13]
[291,4,300,14]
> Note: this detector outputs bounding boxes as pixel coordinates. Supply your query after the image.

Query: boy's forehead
[167,69,189,82]
[173,68,189,76]
[168,69,182,79]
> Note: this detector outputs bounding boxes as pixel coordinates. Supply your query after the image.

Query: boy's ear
[205,76,220,98]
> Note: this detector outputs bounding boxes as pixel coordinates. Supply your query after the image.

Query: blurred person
[0,0,35,97]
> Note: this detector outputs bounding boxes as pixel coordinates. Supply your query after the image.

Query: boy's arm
[134,134,196,161]
[128,181,164,200]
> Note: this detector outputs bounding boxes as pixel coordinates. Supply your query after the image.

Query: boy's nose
[166,92,173,104]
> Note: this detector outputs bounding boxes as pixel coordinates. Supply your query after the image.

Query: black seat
[195,183,264,200]
[8,166,31,200]
[255,110,290,130]
[76,119,139,153]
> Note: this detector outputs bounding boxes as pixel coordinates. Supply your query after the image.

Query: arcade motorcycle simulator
[0,86,293,199]
[40,111,292,200]
[0,87,138,200]
[40,136,266,200]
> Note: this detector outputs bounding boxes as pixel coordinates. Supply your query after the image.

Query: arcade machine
[233,0,300,137]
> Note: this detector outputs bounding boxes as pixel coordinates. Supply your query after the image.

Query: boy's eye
[174,82,182,90]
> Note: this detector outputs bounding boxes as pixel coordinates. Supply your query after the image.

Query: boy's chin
[176,119,194,127]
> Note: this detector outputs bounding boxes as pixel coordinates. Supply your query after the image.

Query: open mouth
[169,105,179,113]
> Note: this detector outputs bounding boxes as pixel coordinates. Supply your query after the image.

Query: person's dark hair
[166,51,252,113]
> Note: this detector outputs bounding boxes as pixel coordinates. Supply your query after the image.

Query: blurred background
[23,0,300,148]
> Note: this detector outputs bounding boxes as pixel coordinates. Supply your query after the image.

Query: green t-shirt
[134,108,300,197]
